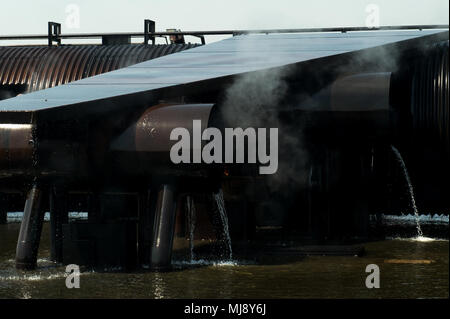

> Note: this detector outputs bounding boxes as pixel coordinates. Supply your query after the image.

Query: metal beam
[1,25,448,41]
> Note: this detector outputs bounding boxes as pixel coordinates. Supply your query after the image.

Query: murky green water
[0,223,448,299]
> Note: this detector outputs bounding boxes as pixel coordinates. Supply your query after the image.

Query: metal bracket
[192,35,205,45]
[48,22,61,47]
[144,19,155,45]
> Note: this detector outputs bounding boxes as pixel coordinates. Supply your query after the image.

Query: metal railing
[0,22,448,45]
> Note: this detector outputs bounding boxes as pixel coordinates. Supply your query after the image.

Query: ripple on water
[171,259,245,268]
[0,273,67,282]
[387,236,448,242]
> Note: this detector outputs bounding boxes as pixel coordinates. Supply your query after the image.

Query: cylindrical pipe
[150,184,177,270]
[110,103,215,177]
[411,41,449,153]
[49,186,67,263]
[0,123,33,170]
[15,185,47,270]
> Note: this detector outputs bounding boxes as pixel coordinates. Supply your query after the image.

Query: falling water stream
[213,189,233,260]
[185,195,196,262]
[390,145,424,237]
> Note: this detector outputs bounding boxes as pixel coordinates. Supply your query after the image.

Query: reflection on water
[152,272,165,299]
[0,223,448,299]
[404,236,437,242]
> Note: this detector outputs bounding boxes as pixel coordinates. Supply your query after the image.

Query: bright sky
[0,0,448,45]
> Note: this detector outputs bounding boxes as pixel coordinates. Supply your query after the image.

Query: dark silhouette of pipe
[15,185,47,270]
[150,184,177,270]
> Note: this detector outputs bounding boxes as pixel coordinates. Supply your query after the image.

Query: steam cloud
[219,65,309,192]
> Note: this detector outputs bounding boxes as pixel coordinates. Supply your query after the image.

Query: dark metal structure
[0,43,198,97]
[1,24,447,41]
[0,25,448,271]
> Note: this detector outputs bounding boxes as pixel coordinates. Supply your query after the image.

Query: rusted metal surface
[111,103,213,152]
[0,44,199,93]
[0,47,49,87]
[0,124,33,169]
[110,103,214,176]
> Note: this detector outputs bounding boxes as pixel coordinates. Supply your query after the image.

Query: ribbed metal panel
[0,46,49,86]
[0,43,199,93]
[411,40,449,150]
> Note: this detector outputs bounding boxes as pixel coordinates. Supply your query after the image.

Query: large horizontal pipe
[0,44,198,96]
[110,103,215,176]
[220,72,393,139]
[0,73,394,184]
[302,72,392,137]
[107,73,392,178]
[0,123,33,170]
[0,66,440,185]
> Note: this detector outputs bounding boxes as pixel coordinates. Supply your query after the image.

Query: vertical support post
[193,35,205,45]
[138,189,155,266]
[49,186,67,263]
[88,192,100,223]
[144,19,155,45]
[16,185,47,270]
[150,184,177,270]
[0,193,7,224]
[48,22,61,47]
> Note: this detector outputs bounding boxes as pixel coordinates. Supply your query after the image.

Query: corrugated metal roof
[0,29,447,116]
[0,44,198,92]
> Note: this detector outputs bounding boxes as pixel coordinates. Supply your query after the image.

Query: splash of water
[390,145,424,237]
[185,195,196,262]
[173,259,239,267]
[213,189,233,260]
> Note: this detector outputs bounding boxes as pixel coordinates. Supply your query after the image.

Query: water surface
[0,223,448,299]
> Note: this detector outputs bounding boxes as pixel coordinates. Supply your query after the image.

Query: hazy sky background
[0,0,448,45]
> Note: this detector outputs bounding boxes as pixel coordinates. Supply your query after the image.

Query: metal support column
[144,19,155,45]
[49,186,68,263]
[150,184,177,270]
[16,185,47,270]
[48,22,61,47]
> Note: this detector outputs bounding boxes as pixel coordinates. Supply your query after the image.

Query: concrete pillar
[16,185,47,270]
[150,184,177,270]
[49,186,67,263]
